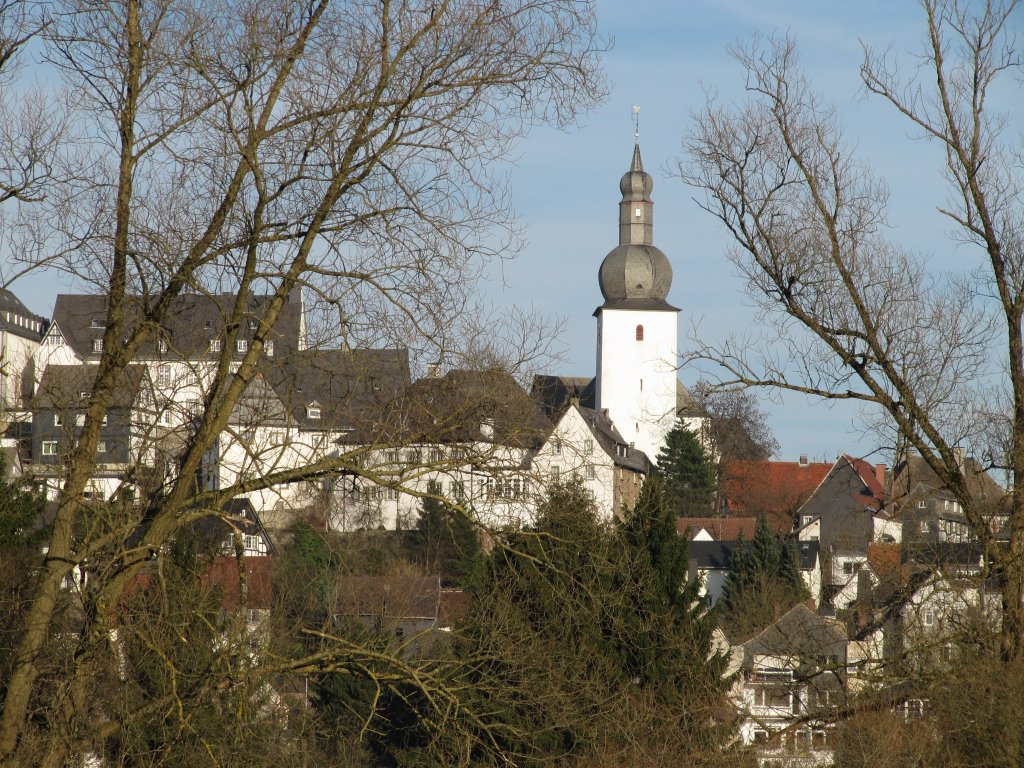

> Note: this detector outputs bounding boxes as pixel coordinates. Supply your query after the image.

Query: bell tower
[594,142,679,464]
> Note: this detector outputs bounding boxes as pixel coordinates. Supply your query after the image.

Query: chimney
[875,463,886,488]
[799,454,809,466]
[953,446,965,469]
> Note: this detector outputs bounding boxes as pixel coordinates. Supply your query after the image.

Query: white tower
[594,143,679,464]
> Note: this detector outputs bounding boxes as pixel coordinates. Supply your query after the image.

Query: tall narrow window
[635,324,644,341]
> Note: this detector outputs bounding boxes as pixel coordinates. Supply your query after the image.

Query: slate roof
[574,404,650,472]
[191,497,278,556]
[530,375,595,419]
[0,288,46,341]
[334,575,442,621]
[688,539,819,571]
[266,347,410,433]
[677,516,757,541]
[739,602,847,659]
[720,459,833,533]
[375,368,551,449]
[32,364,145,409]
[50,292,303,360]
[888,452,1006,511]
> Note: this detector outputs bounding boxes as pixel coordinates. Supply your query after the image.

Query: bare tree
[680,0,1024,661]
[0,0,605,763]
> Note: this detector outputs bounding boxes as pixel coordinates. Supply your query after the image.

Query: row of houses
[0,287,679,534]
[685,452,1007,766]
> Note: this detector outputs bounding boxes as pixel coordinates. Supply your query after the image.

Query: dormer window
[204,320,213,329]
[209,339,222,353]
[306,401,321,420]
[79,391,90,400]
[91,319,103,328]
[158,339,168,354]
[92,339,103,353]
[236,339,248,353]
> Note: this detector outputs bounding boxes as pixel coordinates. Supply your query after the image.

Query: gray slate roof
[32,364,145,409]
[0,288,46,341]
[50,292,303,360]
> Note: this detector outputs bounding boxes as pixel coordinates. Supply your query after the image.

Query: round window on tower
[635,324,644,341]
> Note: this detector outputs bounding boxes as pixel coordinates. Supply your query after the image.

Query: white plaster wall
[0,332,38,409]
[596,307,678,464]
[531,407,617,520]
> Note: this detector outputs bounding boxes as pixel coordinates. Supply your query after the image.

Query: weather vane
[632,104,640,142]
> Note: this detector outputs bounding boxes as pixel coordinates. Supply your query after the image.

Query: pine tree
[718,515,808,638]
[406,494,480,587]
[654,421,716,516]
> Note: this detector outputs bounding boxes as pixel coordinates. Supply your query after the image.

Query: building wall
[595,307,678,464]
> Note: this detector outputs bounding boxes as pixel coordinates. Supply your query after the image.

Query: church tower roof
[597,143,676,311]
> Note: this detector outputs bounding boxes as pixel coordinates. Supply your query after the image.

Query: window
[450,480,465,500]
[918,500,927,508]
[802,514,815,527]
[53,414,62,427]
[185,370,198,386]
[157,366,171,388]
[90,318,103,328]
[406,449,422,464]
[584,439,593,454]
[92,339,103,353]
[552,438,561,454]
[924,611,934,626]
[586,465,596,480]
[75,414,85,427]
[158,339,168,354]
[244,534,259,552]
[266,340,274,357]
[97,441,106,454]
[551,465,560,480]
[635,324,644,341]
[842,561,860,575]
[204,319,213,329]
[430,447,444,462]
[79,391,90,400]
[236,339,248,352]
[919,520,930,534]
[209,339,222,353]
[42,441,57,456]
[307,403,321,420]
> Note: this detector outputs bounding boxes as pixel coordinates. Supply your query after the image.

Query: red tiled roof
[676,516,757,541]
[866,542,902,585]
[720,460,833,533]
[844,456,887,512]
[203,556,275,610]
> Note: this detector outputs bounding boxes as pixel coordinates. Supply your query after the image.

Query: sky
[4,0,1016,466]
[479,0,1002,465]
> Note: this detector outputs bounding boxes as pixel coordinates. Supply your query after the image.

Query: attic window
[635,324,644,341]
[306,402,321,420]
[92,339,103,353]
[90,319,103,328]
[204,320,213,329]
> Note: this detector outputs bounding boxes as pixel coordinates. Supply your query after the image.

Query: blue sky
[6,1,1012,465]
[483,0,992,464]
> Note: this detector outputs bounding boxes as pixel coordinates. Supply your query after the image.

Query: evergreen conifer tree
[654,421,716,516]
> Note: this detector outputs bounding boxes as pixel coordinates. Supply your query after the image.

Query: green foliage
[718,516,808,638]
[451,479,732,766]
[655,421,716,516]
[405,495,480,587]
[0,456,45,554]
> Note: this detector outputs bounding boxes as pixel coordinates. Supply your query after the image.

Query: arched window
[635,324,644,341]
